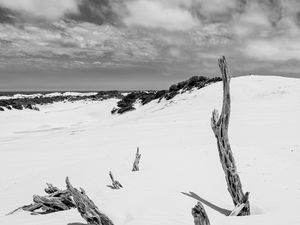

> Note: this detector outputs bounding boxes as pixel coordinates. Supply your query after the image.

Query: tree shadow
[182,191,232,216]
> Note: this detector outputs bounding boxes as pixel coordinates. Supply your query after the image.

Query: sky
[0,0,300,91]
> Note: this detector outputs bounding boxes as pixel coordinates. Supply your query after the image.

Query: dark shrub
[155,90,167,99]
[118,105,135,114]
[141,93,155,105]
[198,76,208,82]
[25,104,33,109]
[117,101,129,108]
[165,91,178,100]
[187,76,200,87]
[110,75,221,115]
[208,77,222,83]
[169,84,178,92]
[177,81,188,90]
[111,107,118,114]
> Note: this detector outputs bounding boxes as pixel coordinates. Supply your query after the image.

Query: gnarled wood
[192,202,210,225]
[33,195,71,211]
[66,177,114,225]
[211,56,250,216]
[132,147,141,171]
[7,183,75,215]
[108,171,123,189]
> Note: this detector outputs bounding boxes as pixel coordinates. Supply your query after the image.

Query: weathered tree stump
[66,177,114,225]
[211,56,250,216]
[108,171,123,189]
[132,147,141,171]
[192,202,210,225]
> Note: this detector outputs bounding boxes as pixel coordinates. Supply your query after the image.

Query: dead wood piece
[108,171,123,189]
[47,190,76,207]
[192,202,210,225]
[132,147,141,171]
[33,195,71,211]
[6,203,43,215]
[211,56,250,216]
[44,183,60,194]
[229,203,245,216]
[23,203,43,211]
[66,177,114,225]
[7,183,75,215]
[48,189,70,197]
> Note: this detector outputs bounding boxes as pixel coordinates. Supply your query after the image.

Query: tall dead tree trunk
[66,177,114,225]
[211,56,250,216]
[132,147,141,171]
[192,202,210,225]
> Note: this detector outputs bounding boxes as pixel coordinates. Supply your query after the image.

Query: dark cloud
[0,7,15,23]
[67,0,120,25]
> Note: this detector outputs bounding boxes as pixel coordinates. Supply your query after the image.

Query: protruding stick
[132,147,141,171]
[108,171,123,189]
[192,202,210,225]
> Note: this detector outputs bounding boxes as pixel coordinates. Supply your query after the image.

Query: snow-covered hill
[0,75,299,225]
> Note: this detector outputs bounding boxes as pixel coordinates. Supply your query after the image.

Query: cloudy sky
[0,0,300,90]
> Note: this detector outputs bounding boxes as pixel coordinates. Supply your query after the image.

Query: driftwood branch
[7,183,75,215]
[211,56,250,216]
[107,171,123,189]
[66,177,114,225]
[132,147,141,171]
[192,202,210,225]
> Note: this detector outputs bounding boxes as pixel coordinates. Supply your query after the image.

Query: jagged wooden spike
[132,147,141,171]
[108,171,123,189]
[211,56,250,216]
[192,202,210,225]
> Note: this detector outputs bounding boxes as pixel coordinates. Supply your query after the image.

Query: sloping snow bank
[0,76,299,225]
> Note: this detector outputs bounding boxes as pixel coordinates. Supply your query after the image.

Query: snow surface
[0,75,299,225]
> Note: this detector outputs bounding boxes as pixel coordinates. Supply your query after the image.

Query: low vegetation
[0,76,221,114]
[0,91,123,111]
[111,76,222,114]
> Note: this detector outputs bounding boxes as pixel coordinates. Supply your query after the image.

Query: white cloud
[0,21,159,69]
[0,0,80,20]
[244,38,300,61]
[231,2,272,38]
[124,0,199,31]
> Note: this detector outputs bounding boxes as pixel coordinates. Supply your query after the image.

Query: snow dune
[0,75,299,225]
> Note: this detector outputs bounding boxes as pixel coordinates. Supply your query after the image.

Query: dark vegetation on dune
[0,91,122,112]
[111,76,222,114]
[0,76,221,113]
